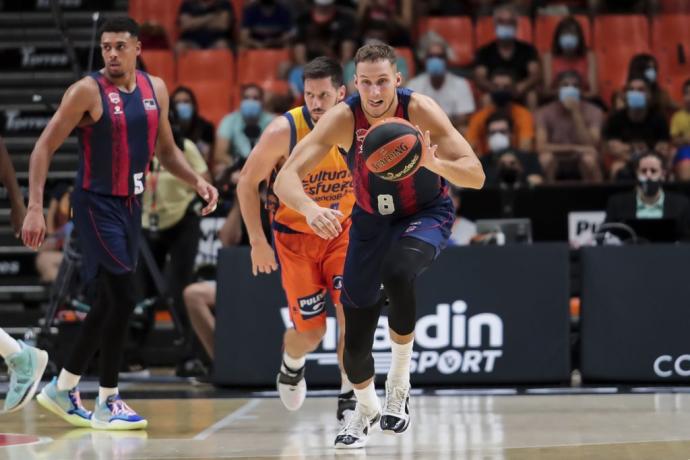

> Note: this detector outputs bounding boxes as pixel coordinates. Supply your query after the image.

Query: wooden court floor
[0,392,688,459]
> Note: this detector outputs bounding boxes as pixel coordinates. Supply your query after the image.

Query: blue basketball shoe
[91,394,147,430]
[3,341,48,413]
[36,377,92,427]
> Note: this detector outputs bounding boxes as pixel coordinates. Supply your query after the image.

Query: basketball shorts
[341,197,454,309]
[71,187,142,282]
[273,219,351,332]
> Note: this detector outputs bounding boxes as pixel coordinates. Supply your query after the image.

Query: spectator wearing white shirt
[407,35,476,130]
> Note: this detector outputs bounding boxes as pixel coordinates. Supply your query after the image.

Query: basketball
[362,117,423,181]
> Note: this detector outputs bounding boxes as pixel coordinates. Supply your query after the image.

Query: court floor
[0,389,689,459]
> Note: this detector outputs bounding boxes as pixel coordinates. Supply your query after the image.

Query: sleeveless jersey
[345,87,448,217]
[76,70,160,197]
[268,105,355,234]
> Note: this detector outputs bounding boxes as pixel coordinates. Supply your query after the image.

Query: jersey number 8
[377,194,395,215]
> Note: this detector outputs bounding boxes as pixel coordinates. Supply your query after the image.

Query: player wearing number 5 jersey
[237,57,357,421]
[22,17,218,430]
[274,43,484,449]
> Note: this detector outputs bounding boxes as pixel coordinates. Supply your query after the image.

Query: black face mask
[491,90,513,107]
[639,178,662,197]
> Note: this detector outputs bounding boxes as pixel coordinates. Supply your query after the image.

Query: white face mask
[488,132,510,152]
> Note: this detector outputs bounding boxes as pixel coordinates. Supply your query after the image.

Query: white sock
[0,329,21,358]
[353,382,380,416]
[340,372,353,394]
[57,369,81,391]
[387,340,413,387]
[282,351,305,373]
[99,386,118,402]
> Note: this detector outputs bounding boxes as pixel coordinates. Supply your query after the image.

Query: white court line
[193,399,261,441]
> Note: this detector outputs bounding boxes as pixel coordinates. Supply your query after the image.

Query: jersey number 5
[377,194,395,215]
[133,172,144,195]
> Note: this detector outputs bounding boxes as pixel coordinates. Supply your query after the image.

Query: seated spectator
[139,21,170,50]
[293,0,357,66]
[604,150,690,240]
[240,0,294,49]
[214,84,274,174]
[602,76,671,180]
[541,16,598,100]
[407,34,476,130]
[536,70,604,183]
[466,68,535,156]
[480,111,544,187]
[448,187,477,246]
[474,3,541,109]
[176,0,235,52]
[671,79,690,180]
[35,182,72,283]
[627,53,677,116]
[357,0,413,47]
[171,86,216,168]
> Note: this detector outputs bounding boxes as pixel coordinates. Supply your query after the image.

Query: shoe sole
[4,349,49,414]
[334,440,366,449]
[276,374,306,411]
[91,418,148,431]
[381,418,411,435]
[36,391,92,428]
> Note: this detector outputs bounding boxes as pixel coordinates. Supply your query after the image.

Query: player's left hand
[416,126,440,170]
[9,201,26,238]
[196,179,219,216]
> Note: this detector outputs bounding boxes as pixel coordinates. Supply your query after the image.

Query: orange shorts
[273,219,351,332]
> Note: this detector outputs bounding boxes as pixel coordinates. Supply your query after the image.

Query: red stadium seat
[475,15,533,49]
[534,14,591,54]
[140,50,176,90]
[177,49,234,85]
[653,15,690,103]
[593,14,649,50]
[129,0,182,42]
[182,81,232,127]
[416,16,474,66]
[237,49,291,85]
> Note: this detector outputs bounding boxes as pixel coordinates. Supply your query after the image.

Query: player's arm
[236,116,290,275]
[273,104,353,239]
[409,93,485,189]
[0,136,25,237]
[22,78,98,250]
[151,77,218,215]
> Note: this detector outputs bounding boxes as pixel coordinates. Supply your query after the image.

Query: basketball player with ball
[274,43,484,449]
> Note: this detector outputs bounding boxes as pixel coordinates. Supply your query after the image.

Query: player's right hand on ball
[21,206,46,251]
[251,240,278,276]
[305,205,343,240]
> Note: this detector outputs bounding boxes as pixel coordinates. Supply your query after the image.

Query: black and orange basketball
[362,117,423,181]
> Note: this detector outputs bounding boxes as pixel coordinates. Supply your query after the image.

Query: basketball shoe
[91,394,148,430]
[380,380,411,434]
[3,340,48,413]
[336,390,357,423]
[334,405,381,449]
[276,361,306,411]
[36,377,92,427]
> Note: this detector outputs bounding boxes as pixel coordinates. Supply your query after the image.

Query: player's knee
[343,344,374,384]
[183,283,202,309]
[299,324,327,348]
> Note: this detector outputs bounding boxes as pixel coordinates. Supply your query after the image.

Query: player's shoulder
[408,91,443,115]
[263,112,291,136]
[62,75,100,104]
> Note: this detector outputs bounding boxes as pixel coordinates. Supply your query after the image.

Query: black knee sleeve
[343,299,383,384]
[381,238,435,336]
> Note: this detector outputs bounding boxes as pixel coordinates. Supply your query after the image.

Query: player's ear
[337,85,346,102]
[395,71,402,88]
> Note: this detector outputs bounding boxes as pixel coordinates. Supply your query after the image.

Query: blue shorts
[674,145,690,164]
[341,197,454,309]
[71,188,142,282]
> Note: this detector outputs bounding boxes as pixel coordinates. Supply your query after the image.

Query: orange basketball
[362,117,423,181]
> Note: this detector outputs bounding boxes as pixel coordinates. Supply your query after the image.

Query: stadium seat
[475,15,533,49]
[237,49,291,85]
[534,14,591,54]
[141,50,176,90]
[177,49,234,85]
[652,15,690,103]
[182,81,232,127]
[394,47,416,78]
[593,15,649,50]
[129,0,182,43]
[416,16,474,66]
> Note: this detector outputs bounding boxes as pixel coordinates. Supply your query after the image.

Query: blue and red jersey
[76,70,159,197]
[344,87,448,217]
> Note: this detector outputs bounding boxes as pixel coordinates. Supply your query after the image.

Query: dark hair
[170,86,206,141]
[555,69,583,86]
[485,110,514,132]
[683,78,690,94]
[171,86,198,111]
[632,150,665,171]
[626,73,651,91]
[354,43,397,67]
[98,17,140,39]
[552,16,586,57]
[303,56,344,88]
[628,53,656,82]
[241,83,264,100]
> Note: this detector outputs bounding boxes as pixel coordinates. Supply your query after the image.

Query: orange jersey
[270,105,355,234]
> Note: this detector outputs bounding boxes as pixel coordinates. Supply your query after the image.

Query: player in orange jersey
[237,57,356,421]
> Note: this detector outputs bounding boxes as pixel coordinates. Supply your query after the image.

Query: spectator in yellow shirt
[671,79,690,180]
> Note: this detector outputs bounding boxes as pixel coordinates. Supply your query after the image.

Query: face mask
[240,99,262,121]
[495,24,516,40]
[490,90,513,107]
[558,33,579,50]
[559,85,580,103]
[644,67,657,83]
[175,102,193,121]
[488,132,510,152]
[425,57,446,77]
[638,176,661,197]
[626,90,647,109]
